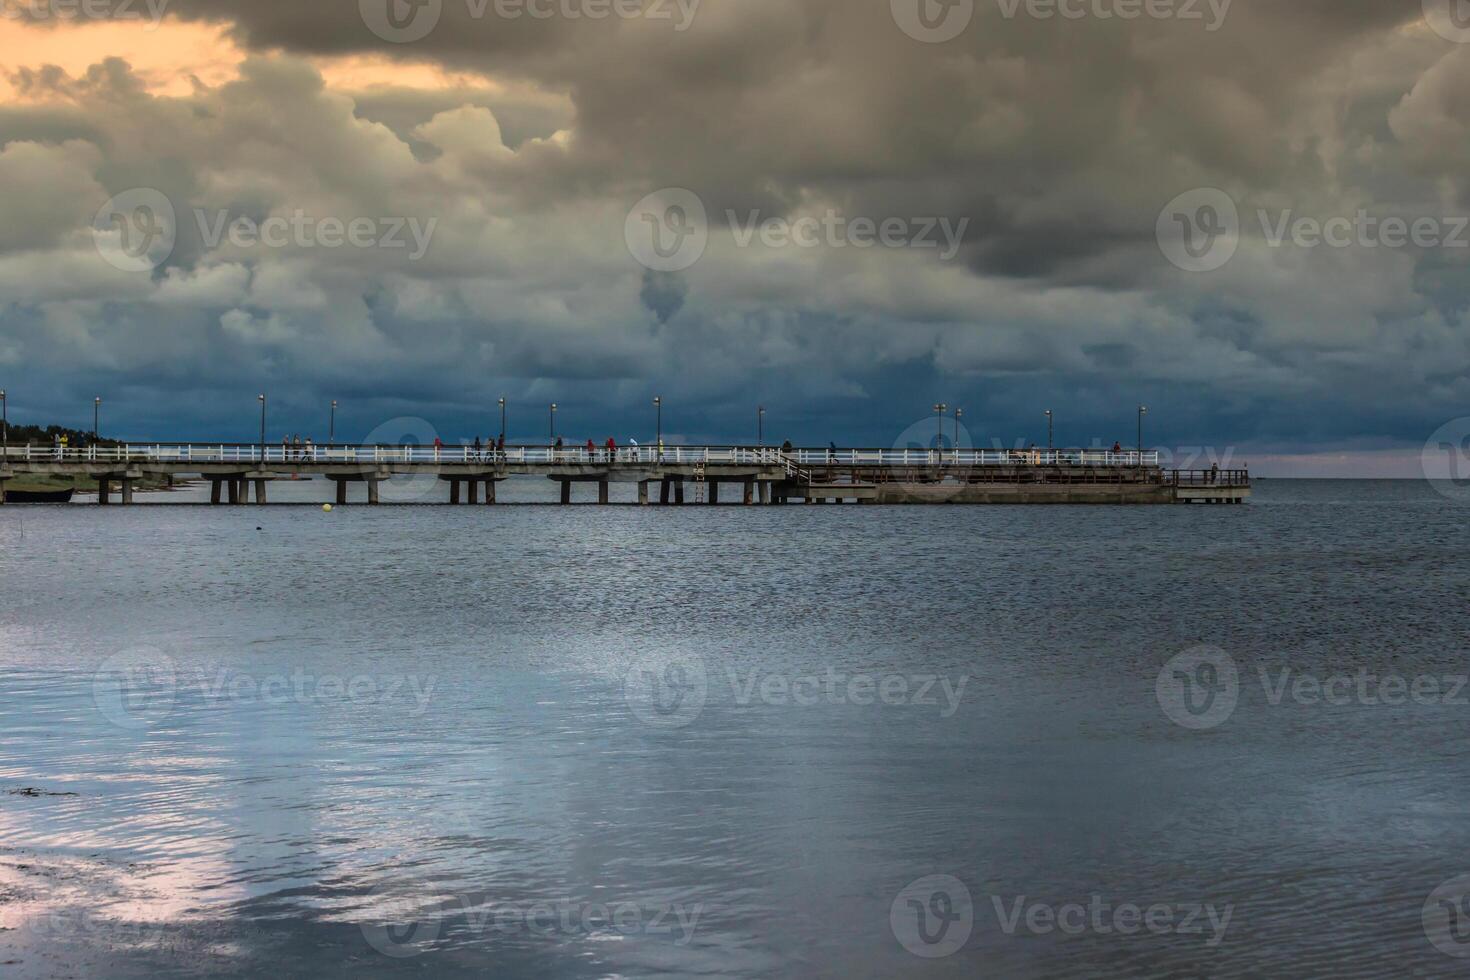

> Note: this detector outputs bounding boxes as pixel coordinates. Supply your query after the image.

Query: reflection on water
[1,480,1468,977]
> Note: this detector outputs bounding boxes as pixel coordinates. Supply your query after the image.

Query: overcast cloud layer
[1,0,1468,471]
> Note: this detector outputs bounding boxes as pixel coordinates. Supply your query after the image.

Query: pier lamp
[654,396,662,446]
[1045,410,1053,450]
[258,394,267,457]
[954,408,963,454]
[758,405,765,447]
[933,403,947,451]
[498,397,506,442]
[93,396,101,442]
[1137,405,1148,457]
[1,389,7,454]
[329,400,337,446]
[549,403,558,441]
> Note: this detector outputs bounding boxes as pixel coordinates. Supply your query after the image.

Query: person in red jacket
[606,436,618,461]
[585,438,596,461]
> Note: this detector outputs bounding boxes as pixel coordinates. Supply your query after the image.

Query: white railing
[788,449,1159,468]
[0,444,1161,469]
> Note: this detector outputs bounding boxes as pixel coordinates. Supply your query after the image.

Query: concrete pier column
[0,482,6,505]
[484,480,496,504]
[639,481,650,506]
[660,479,671,505]
[560,481,572,505]
[211,479,222,505]
[760,482,771,505]
[97,478,110,504]
[708,482,720,505]
[335,480,348,505]
[254,479,267,504]
[450,480,461,505]
[599,480,610,505]
[675,481,685,505]
[121,479,134,505]
[743,479,754,505]
[468,480,480,505]
[367,480,380,505]
[227,479,239,504]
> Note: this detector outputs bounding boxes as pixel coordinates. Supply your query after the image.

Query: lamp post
[1137,405,1148,459]
[498,397,506,443]
[758,405,765,447]
[654,396,662,446]
[1045,410,1053,451]
[954,408,963,455]
[258,394,266,459]
[329,400,337,446]
[549,403,558,442]
[1,389,7,456]
[93,397,101,443]
[933,403,947,452]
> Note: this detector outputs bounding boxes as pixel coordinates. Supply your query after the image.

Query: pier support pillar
[226,479,238,504]
[760,482,771,505]
[335,480,348,506]
[0,482,6,505]
[674,481,685,505]
[97,478,110,504]
[121,479,134,505]
[743,479,754,506]
[639,481,650,506]
[708,482,719,506]
[367,480,380,505]
[211,479,222,505]
[468,480,479,505]
[450,480,461,505]
[484,480,496,504]
[254,480,266,505]
[560,481,572,505]
[599,480,610,505]
[660,479,671,505]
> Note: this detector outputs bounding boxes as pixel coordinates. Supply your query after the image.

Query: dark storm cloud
[1,0,1469,468]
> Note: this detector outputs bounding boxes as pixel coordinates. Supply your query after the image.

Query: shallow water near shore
[1,480,1468,977]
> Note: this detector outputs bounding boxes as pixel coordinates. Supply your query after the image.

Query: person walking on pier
[606,436,618,463]
[473,435,482,460]
[586,437,596,462]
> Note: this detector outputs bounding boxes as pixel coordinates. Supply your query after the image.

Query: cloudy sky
[1,0,1468,473]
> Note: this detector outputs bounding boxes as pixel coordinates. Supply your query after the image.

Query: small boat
[5,488,75,503]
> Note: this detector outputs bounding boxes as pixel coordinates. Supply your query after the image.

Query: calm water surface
[1,480,1467,977]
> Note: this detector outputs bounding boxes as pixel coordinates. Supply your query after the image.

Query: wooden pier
[0,445,1250,506]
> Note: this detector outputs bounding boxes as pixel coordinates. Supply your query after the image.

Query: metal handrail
[0,444,1165,469]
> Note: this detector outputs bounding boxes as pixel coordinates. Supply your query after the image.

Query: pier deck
[0,445,1249,506]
